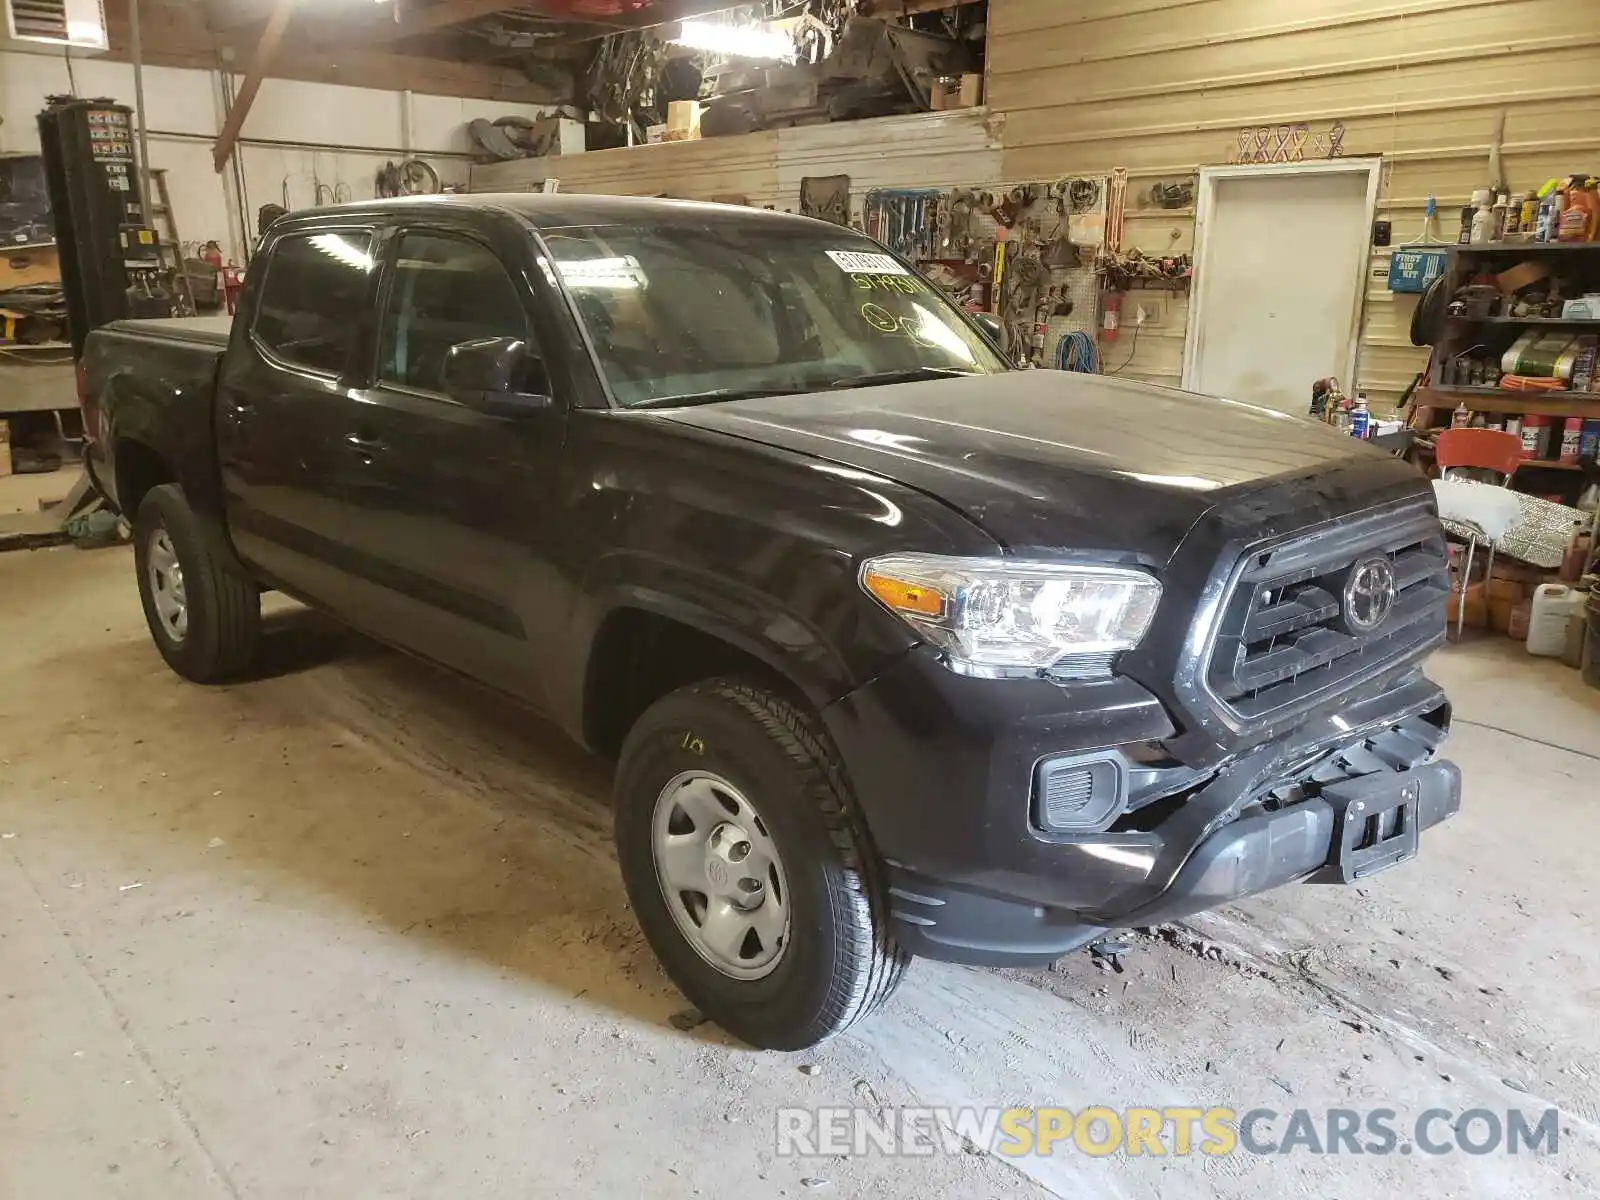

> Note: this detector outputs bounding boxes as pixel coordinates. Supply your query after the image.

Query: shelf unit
[1453,241,1600,254]
[1447,315,1600,327]
[1418,242,1600,495]
[0,341,72,354]
[1417,385,1600,418]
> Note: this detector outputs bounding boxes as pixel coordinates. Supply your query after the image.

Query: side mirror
[972,311,1004,346]
[442,336,552,414]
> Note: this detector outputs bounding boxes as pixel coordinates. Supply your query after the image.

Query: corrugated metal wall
[470,109,1003,219]
[772,109,1005,211]
[987,0,1600,402]
[469,131,784,205]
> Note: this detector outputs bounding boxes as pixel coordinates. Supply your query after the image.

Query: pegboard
[843,174,1114,365]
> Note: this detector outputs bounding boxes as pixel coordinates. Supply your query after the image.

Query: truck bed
[111,314,233,347]
[82,317,233,516]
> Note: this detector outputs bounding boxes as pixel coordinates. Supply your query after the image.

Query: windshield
[539,221,1009,407]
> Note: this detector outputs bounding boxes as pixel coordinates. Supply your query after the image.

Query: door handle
[345,432,386,454]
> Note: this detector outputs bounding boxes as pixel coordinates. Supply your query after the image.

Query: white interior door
[1184,162,1379,414]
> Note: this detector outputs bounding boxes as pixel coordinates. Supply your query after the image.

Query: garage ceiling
[97,0,756,103]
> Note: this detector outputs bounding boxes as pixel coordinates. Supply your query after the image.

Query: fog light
[1033,753,1125,833]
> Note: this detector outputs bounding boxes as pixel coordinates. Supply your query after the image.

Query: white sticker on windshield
[826,250,910,276]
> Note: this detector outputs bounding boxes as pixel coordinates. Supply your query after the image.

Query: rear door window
[253,230,374,376]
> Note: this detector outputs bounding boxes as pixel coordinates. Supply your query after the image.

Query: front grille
[1203,507,1449,725]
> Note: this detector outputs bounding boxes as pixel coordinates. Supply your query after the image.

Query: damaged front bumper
[824,648,1461,968]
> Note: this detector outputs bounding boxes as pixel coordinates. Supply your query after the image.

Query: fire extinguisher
[1101,289,1123,342]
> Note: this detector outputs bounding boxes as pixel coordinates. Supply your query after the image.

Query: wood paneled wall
[987,0,1600,403]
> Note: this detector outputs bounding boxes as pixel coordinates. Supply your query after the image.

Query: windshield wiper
[627,385,811,410]
[819,366,980,390]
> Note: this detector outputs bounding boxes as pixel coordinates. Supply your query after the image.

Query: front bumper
[885,758,1459,965]
[821,647,1460,967]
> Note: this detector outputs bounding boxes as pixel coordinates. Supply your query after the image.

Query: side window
[253,230,373,375]
[378,232,529,395]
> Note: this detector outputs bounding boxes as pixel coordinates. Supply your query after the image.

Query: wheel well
[114,439,174,517]
[584,608,799,759]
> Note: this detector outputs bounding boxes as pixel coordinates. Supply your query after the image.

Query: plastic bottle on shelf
[1491,193,1509,241]
[1562,417,1584,463]
[1549,189,1568,241]
[1578,180,1600,241]
[1520,415,1547,456]
[1504,192,1524,237]
[1470,189,1495,243]
[1535,196,1554,242]
[1349,394,1370,439]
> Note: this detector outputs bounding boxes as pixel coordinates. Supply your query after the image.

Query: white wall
[1,49,552,262]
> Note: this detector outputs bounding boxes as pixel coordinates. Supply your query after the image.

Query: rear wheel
[615,679,907,1050]
[134,483,260,683]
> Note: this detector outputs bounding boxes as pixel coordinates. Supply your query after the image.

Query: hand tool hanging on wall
[864,188,944,261]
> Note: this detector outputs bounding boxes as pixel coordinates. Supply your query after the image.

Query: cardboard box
[665,101,701,140]
[0,245,59,291]
[1487,576,1524,603]
[1489,595,1518,634]
[1508,600,1532,642]
[1446,580,1488,633]
[930,73,984,111]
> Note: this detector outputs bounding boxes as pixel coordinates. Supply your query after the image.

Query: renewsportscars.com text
[775,1105,1561,1159]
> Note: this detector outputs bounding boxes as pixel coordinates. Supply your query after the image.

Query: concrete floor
[2,544,1598,1199]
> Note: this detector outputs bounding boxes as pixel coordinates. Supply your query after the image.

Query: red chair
[1433,427,1524,636]
[1433,427,1525,482]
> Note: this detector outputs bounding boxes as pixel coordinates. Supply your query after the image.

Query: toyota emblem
[1341,557,1397,634]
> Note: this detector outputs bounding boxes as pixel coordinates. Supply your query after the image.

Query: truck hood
[660,371,1411,563]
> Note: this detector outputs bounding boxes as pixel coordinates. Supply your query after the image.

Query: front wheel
[134,483,260,683]
[615,679,907,1050]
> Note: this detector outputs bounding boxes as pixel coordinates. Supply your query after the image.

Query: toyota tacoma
[80,195,1460,1050]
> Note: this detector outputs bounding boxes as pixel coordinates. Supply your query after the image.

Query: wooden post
[212,0,300,173]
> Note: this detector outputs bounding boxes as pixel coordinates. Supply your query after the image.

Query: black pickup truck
[82,195,1460,1050]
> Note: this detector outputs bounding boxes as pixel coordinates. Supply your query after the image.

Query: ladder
[147,168,196,317]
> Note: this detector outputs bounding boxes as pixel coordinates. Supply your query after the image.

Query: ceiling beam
[546,0,754,46]
[367,0,533,43]
[104,0,567,104]
[859,0,983,14]
[212,0,300,171]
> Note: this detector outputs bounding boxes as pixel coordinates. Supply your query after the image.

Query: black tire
[134,483,260,683]
[615,679,908,1050]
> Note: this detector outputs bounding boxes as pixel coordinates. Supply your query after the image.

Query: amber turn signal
[862,570,946,617]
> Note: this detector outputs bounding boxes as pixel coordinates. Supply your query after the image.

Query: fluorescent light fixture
[309,234,372,272]
[556,255,646,290]
[673,18,793,60]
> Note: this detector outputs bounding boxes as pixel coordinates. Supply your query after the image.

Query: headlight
[859,553,1162,676]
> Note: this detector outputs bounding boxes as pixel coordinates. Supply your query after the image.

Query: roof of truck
[294,192,823,232]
